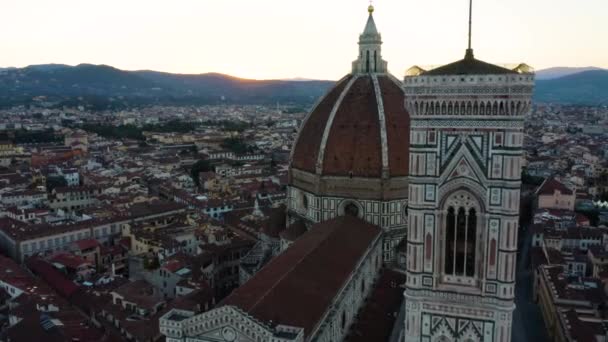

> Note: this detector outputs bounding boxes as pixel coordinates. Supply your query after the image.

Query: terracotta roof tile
[422,55,516,76]
[221,216,381,336]
[73,238,100,251]
[291,76,353,173]
[291,74,410,179]
[322,76,382,177]
[537,177,574,196]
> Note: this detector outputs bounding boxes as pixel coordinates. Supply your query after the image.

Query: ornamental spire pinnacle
[363,3,379,36]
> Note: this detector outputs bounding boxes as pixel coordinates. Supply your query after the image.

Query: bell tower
[401,1,535,341]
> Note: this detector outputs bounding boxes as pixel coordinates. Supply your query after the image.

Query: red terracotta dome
[291,74,410,178]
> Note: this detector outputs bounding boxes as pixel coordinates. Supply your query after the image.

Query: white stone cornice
[371,74,390,179]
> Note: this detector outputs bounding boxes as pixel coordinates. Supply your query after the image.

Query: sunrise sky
[1,0,607,80]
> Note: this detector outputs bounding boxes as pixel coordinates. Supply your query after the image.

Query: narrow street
[389,296,405,342]
[512,225,549,341]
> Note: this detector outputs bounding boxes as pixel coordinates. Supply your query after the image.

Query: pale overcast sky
[1,0,606,80]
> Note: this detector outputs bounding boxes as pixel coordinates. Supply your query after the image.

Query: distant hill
[1,63,607,108]
[24,64,72,72]
[0,64,334,109]
[281,77,318,82]
[133,70,332,101]
[535,70,608,105]
[536,66,605,80]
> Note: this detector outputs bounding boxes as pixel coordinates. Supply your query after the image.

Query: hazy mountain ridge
[535,70,608,105]
[535,66,605,80]
[0,64,334,109]
[132,70,332,99]
[0,64,606,108]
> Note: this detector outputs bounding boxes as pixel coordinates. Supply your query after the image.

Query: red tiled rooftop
[221,216,382,336]
[112,280,164,310]
[537,177,574,196]
[26,258,80,298]
[0,255,37,292]
[74,238,100,251]
[50,252,91,270]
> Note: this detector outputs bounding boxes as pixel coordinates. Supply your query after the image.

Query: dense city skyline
[0,1,607,341]
[2,0,607,80]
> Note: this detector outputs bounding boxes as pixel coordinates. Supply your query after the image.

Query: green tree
[144,256,160,270]
[191,160,213,186]
[12,129,60,144]
[521,170,545,186]
[221,137,253,154]
[270,155,277,168]
[46,176,68,192]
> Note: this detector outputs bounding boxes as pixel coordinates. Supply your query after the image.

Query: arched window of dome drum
[345,203,359,217]
[366,50,370,73]
[341,311,346,331]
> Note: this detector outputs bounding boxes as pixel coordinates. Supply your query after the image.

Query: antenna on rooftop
[465,0,475,59]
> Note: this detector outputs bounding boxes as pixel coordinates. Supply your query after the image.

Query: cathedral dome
[289,5,410,182]
[287,6,410,237]
[290,73,410,178]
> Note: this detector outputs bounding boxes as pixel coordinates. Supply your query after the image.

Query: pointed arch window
[465,208,477,276]
[444,207,455,274]
[455,207,466,274]
[444,206,477,277]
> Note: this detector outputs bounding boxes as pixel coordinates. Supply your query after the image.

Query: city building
[536,177,576,211]
[48,186,101,213]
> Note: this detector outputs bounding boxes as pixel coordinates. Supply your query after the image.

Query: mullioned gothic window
[444,193,478,278]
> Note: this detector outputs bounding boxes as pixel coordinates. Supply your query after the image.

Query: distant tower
[252,198,264,218]
[402,1,535,341]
